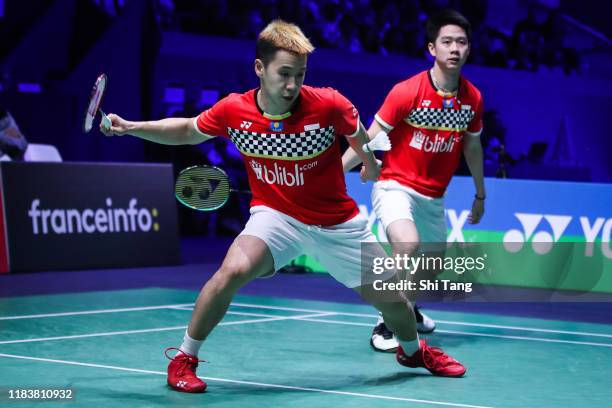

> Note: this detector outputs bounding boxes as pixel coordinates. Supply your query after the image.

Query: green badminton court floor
[1,288,611,407]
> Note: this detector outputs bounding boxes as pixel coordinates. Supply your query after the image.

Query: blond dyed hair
[256,20,314,66]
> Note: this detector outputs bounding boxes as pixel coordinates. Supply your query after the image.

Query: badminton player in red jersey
[101,20,466,393]
[343,10,486,352]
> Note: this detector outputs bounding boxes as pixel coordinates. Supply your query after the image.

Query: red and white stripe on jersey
[194,85,360,226]
[375,70,484,197]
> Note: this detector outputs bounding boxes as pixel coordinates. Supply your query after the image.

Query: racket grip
[101,113,112,129]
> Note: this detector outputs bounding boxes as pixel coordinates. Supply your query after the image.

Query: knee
[393,240,420,257]
[214,260,254,290]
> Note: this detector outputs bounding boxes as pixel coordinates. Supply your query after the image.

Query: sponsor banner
[296,174,612,294]
[444,176,612,241]
[0,162,180,272]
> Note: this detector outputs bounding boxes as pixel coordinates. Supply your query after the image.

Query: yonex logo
[176,381,187,388]
[362,206,612,259]
[445,209,612,258]
[421,100,431,107]
[503,213,612,258]
[240,121,252,129]
[446,209,470,243]
[503,213,572,254]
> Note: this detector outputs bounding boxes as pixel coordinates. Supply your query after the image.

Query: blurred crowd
[86,0,586,235]
[142,0,581,75]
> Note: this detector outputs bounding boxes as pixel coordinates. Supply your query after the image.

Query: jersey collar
[427,69,460,98]
[254,88,301,120]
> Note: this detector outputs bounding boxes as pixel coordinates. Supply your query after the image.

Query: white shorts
[372,180,447,247]
[239,206,394,288]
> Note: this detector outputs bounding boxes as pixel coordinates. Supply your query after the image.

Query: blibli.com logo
[249,159,317,187]
[409,130,457,153]
[28,198,159,235]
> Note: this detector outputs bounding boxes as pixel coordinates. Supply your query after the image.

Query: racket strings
[175,166,231,211]
[83,74,107,133]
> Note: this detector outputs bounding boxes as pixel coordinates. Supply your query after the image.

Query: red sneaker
[165,347,207,393]
[396,340,466,377]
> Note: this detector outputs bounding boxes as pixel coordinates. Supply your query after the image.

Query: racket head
[175,165,232,211]
[83,73,108,133]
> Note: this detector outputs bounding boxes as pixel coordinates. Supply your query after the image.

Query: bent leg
[357,283,418,342]
[356,283,466,377]
[387,218,420,270]
[187,235,274,340]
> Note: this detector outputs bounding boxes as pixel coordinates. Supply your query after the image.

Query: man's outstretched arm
[100,114,215,145]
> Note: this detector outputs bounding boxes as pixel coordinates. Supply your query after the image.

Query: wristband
[474,194,486,201]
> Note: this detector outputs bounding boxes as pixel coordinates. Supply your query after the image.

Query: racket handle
[230,189,252,195]
[100,110,111,128]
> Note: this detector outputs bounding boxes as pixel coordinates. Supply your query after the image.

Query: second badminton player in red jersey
[343,10,486,353]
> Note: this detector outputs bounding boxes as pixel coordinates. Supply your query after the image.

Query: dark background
[1,0,610,237]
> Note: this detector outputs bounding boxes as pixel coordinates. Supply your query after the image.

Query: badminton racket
[83,73,111,133]
[175,165,251,211]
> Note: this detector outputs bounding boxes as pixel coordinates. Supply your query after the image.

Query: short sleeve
[374,82,414,131]
[195,96,229,138]
[332,90,360,137]
[467,94,484,135]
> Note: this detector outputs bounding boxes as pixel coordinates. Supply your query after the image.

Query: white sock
[178,330,203,357]
[399,335,420,356]
[376,313,384,325]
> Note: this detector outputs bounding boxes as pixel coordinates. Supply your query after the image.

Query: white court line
[231,302,612,339]
[2,300,611,340]
[0,303,194,321]
[0,353,493,408]
[0,312,335,345]
[295,318,612,348]
[435,329,612,348]
[231,302,374,317]
[169,306,306,319]
[433,319,612,339]
[0,325,189,345]
[2,311,610,348]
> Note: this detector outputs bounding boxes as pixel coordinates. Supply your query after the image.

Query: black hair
[256,39,278,67]
[426,10,472,44]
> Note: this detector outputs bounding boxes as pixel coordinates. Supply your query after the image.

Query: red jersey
[375,70,484,197]
[195,85,360,226]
